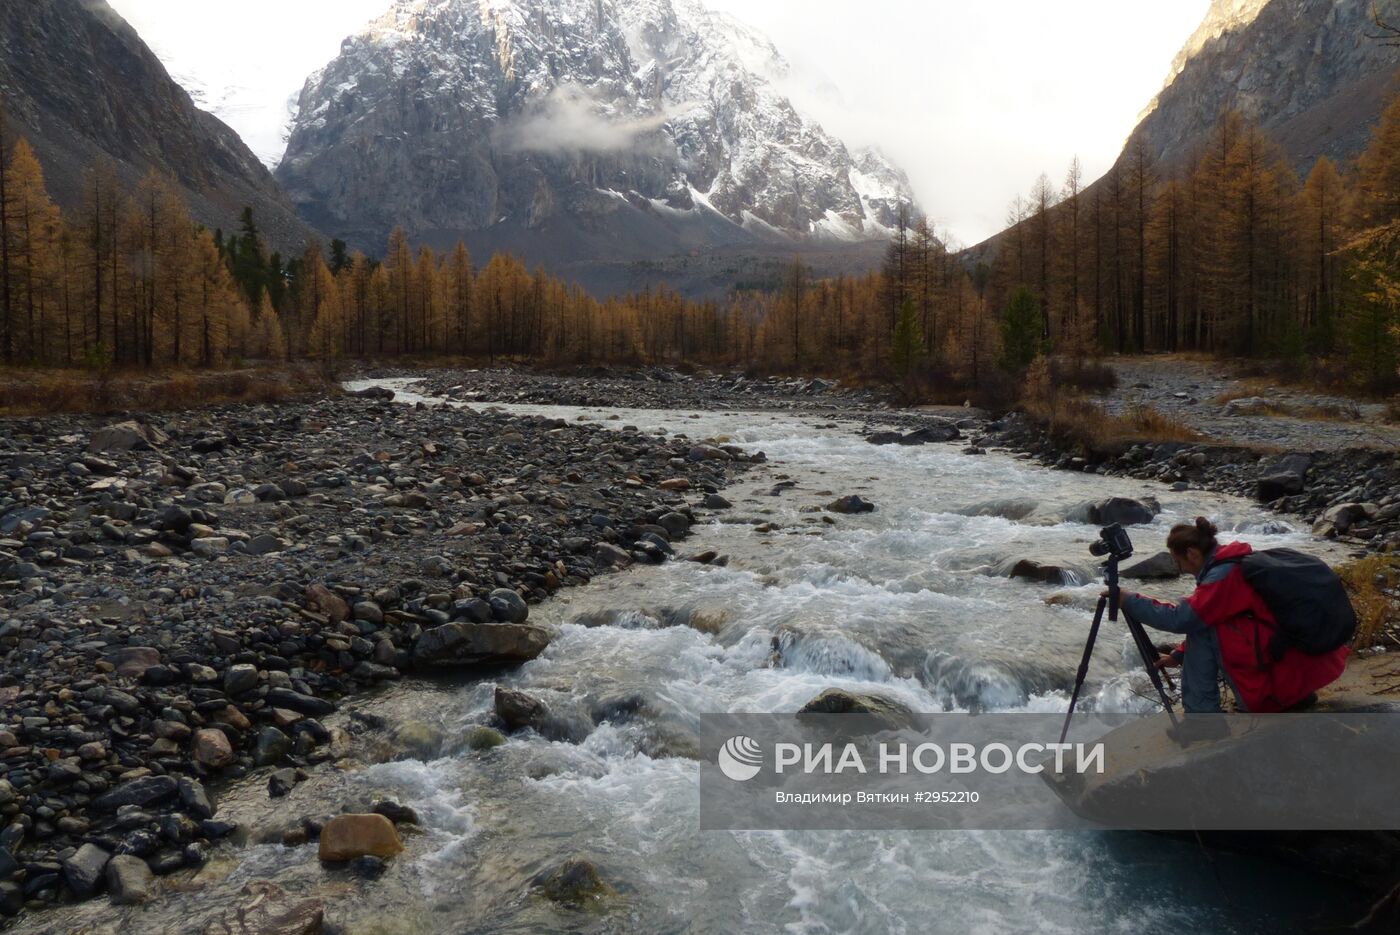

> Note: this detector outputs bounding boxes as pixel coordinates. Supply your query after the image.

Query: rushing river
[26,379,1363,934]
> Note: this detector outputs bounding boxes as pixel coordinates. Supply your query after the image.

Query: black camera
[1089,522,1134,561]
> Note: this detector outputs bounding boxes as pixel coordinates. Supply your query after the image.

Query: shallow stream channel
[26,377,1365,934]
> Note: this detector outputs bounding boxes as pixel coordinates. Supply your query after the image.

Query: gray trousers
[1180,628,1244,713]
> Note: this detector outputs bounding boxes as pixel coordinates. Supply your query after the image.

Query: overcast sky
[110,0,1210,245]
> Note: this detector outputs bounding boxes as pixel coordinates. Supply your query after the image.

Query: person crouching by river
[1118,518,1349,713]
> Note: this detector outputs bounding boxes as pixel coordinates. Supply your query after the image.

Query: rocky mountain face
[1132,0,1399,173]
[0,0,317,252]
[277,0,914,279]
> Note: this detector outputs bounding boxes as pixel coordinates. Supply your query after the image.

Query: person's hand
[1154,653,1181,670]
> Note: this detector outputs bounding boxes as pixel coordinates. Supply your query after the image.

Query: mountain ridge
[0,0,318,253]
[275,0,915,287]
[1130,0,1397,176]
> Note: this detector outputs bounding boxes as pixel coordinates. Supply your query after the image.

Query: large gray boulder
[494,686,548,732]
[1044,698,1400,833]
[1007,559,1073,585]
[532,857,615,906]
[797,688,915,731]
[1256,453,1311,502]
[827,495,876,515]
[413,622,552,668]
[88,420,168,453]
[1068,496,1160,527]
[1313,502,1377,537]
[899,422,961,444]
[1122,551,1182,580]
[488,588,529,624]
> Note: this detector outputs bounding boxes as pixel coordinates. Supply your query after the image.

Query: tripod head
[1089,523,1134,563]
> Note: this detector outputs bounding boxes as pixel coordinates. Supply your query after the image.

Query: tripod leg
[1059,596,1107,745]
[1121,606,1180,727]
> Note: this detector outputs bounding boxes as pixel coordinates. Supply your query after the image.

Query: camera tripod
[1059,553,1180,744]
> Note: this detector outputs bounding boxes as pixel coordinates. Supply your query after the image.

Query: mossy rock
[390,720,445,760]
[533,857,616,907]
[463,725,507,751]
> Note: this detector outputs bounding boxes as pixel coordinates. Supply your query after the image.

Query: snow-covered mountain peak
[276,0,916,260]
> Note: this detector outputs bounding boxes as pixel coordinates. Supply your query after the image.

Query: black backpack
[1216,548,1358,658]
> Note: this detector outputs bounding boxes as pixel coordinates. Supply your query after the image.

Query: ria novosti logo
[718,736,764,781]
[716,736,1107,781]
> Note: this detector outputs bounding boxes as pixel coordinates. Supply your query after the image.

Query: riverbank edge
[978,410,1400,556]
[0,382,768,921]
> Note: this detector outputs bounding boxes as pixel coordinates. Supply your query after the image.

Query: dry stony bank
[383,364,887,412]
[391,365,1400,554]
[985,411,1400,554]
[0,386,767,919]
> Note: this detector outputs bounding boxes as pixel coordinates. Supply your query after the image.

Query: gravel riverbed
[0,383,771,921]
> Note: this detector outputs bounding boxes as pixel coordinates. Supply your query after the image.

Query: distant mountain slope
[0,0,317,252]
[1131,0,1398,174]
[276,0,915,277]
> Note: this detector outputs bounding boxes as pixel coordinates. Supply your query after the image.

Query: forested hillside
[2,76,1398,399]
[972,85,1400,391]
[0,91,981,393]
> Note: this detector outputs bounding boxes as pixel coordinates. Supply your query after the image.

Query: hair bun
[1195,517,1218,536]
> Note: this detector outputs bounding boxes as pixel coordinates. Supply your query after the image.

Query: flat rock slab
[92,775,178,812]
[88,420,168,453]
[413,622,552,667]
[1044,698,1400,831]
[203,881,324,935]
[106,854,155,905]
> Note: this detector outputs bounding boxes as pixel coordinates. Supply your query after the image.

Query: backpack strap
[1199,552,1240,585]
[1210,553,1288,662]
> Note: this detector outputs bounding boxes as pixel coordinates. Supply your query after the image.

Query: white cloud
[705,0,1211,245]
[493,83,671,155]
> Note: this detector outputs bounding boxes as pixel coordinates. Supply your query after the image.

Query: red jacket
[1123,541,1349,712]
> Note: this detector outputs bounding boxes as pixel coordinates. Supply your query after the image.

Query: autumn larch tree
[881,204,913,351]
[0,98,12,362]
[1128,136,1157,353]
[8,139,60,362]
[1298,157,1344,352]
[1030,172,1055,341]
[385,227,413,354]
[1058,157,1083,339]
[891,296,925,387]
[445,241,473,355]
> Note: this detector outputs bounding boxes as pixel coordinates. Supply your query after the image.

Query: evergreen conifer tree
[1000,285,1041,373]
